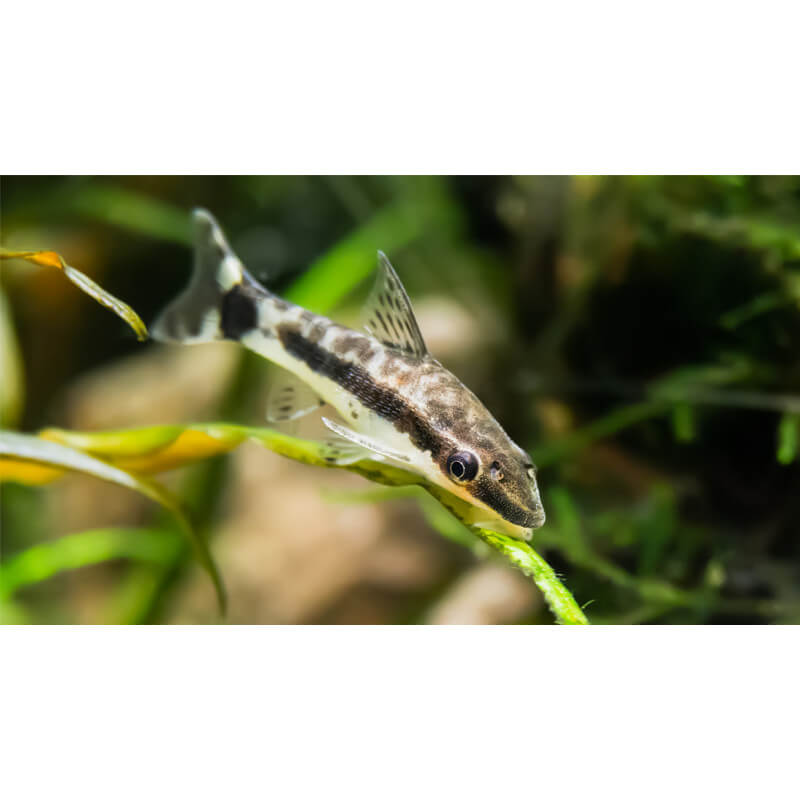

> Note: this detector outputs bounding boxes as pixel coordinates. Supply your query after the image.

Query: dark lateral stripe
[278,325,444,458]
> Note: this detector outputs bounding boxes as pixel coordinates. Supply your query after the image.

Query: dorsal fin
[362,252,428,358]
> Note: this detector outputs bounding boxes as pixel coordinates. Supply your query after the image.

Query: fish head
[417,374,546,539]
[438,434,545,540]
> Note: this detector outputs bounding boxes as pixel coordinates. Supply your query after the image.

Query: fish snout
[525,490,546,529]
[529,506,546,529]
[510,498,546,531]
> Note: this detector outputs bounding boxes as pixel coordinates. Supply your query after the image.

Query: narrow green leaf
[671,403,696,442]
[287,191,457,313]
[777,413,799,464]
[0,432,225,614]
[549,487,590,560]
[0,528,183,600]
[720,291,789,330]
[0,287,24,428]
[65,184,192,244]
[534,402,665,468]
[650,362,752,397]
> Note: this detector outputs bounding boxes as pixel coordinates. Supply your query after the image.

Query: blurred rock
[166,443,465,623]
[361,524,452,590]
[425,562,540,625]
[414,297,491,358]
[170,442,386,623]
[61,342,239,428]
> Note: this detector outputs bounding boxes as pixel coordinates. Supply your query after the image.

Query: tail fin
[152,209,258,344]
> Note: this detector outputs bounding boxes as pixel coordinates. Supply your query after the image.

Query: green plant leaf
[0,527,183,601]
[671,403,696,442]
[0,432,225,614]
[0,287,24,428]
[8,424,588,624]
[287,185,458,312]
[777,413,799,464]
[63,184,192,244]
[534,402,665,468]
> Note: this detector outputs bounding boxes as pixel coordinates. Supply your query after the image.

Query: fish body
[153,210,545,538]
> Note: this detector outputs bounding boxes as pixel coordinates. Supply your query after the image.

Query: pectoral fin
[318,435,373,466]
[266,368,325,423]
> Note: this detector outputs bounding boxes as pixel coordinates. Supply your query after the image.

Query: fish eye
[447,451,479,483]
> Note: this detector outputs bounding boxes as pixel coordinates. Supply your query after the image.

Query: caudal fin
[152,209,259,344]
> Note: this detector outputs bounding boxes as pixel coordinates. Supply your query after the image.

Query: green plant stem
[473,529,589,624]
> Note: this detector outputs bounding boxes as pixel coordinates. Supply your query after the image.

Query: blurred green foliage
[1,175,799,624]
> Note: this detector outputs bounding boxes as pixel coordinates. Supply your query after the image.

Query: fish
[152,209,545,539]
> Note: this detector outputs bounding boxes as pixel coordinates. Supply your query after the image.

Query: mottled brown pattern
[304,320,328,344]
[366,351,543,527]
[277,325,445,459]
[276,321,543,528]
[331,332,375,362]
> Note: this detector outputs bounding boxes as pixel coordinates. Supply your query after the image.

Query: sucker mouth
[517,509,545,530]
[528,508,546,529]
[502,503,546,529]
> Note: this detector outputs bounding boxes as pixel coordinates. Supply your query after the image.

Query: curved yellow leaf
[0,247,148,341]
[0,458,65,484]
[41,424,247,473]
[40,425,184,458]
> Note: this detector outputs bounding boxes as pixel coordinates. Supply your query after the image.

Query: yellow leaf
[116,429,246,472]
[28,250,64,270]
[0,458,65,484]
[0,247,149,341]
[41,425,247,473]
